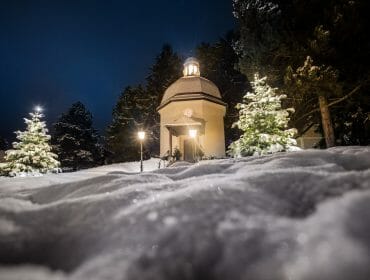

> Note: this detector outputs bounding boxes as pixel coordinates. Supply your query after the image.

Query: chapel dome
[160,57,222,107]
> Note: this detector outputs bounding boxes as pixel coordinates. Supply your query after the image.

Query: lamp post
[138,131,145,172]
[189,129,197,162]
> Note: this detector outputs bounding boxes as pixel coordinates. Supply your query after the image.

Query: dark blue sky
[0,0,235,140]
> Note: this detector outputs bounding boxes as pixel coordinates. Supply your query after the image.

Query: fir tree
[0,136,9,151]
[146,44,183,105]
[106,86,144,163]
[2,109,60,176]
[285,56,341,147]
[233,0,370,145]
[52,102,103,170]
[196,32,248,146]
[107,45,182,162]
[145,44,182,155]
[229,74,297,157]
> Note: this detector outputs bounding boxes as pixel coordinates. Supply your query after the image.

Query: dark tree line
[233,0,370,146]
[2,37,246,168]
[5,0,369,169]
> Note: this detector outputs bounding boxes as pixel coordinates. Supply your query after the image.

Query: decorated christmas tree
[2,107,60,176]
[229,74,297,157]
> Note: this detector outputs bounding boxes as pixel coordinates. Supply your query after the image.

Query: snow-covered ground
[0,158,162,192]
[0,147,370,280]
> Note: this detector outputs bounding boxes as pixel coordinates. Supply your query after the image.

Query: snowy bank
[0,147,370,280]
[0,158,161,192]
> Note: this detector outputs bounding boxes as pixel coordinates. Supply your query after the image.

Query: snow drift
[0,147,370,280]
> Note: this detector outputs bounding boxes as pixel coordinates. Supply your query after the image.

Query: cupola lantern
[183,57,200,77]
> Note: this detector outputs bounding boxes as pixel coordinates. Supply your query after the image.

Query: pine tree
[145,44,182,155]
[285,57,342,147]
[146,44,183,105]
[233,0,370,145]
[106,86,144,163]
[2,109,60,176]
[52,102,103,170]
[196,32,248,146]
[107,45,182,162]
[0,136,8,151]
[229,74,297,157]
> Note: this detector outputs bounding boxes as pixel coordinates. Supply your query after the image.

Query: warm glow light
[183,57,200,77]
[138,131,145,140]
[193,65,198,74]
[186,64,198,76]
[189,129,197,138]
[35,106,43,112]
[188,64,194,75]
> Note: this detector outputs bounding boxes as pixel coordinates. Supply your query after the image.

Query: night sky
[0,0,235,140]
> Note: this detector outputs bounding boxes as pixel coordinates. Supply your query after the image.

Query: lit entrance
[164,115,204,162]
[184,139,195,162]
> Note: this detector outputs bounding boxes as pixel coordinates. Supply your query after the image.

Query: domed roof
[160,76,222,106]
[158,57,225,109]
[184,57,198,65]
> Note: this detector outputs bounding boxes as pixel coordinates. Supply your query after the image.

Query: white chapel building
[157,57,226,161]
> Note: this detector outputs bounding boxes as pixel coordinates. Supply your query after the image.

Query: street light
[189,129,197,162]
[138,131,145,172]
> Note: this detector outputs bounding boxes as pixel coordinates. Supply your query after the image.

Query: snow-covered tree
[229,74,297,157]
[2,109,60,176]
[52,102,103,170]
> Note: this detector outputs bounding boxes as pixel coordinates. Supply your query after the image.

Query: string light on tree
[35,105,43,113]
[1,108,60,176]
[229,74,298,157]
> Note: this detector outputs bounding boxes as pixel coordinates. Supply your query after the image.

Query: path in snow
[0,147,370,280]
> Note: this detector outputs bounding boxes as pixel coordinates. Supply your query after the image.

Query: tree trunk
[318,95,335,147]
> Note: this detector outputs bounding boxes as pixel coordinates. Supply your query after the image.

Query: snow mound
[0,147,370,280]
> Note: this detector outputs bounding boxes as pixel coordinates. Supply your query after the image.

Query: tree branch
[293,84,362,123]
[327,84,362,108]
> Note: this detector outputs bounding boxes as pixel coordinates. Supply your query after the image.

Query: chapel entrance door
[183,139,195,162]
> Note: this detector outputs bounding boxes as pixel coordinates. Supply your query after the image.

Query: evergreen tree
[196,32,248,146]
[285,56,341,147]
[233,0,292,84]
[233,0,370,145]
[52,102,103,170]
[106,86,145,163]
[229,74,297,157]
[0,136,8,151]
[145,44,182,155]
[107,45,182,162]
[2,109,60,176]
[146,44,183,105]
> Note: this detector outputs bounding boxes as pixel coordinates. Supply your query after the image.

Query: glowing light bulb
[189,129,197,138]
[138,131,145,140]
[35,106,43,112]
